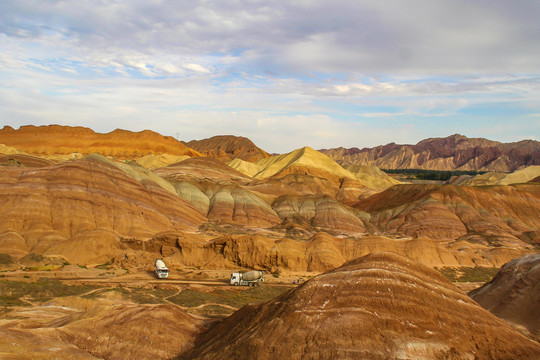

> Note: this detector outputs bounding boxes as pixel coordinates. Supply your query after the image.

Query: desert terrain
[1,125,539,359]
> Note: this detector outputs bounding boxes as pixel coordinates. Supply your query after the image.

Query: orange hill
[0,125,200,159]
[354,183,540,247]
[0,155,207,265]
[185,135,270,162]
[470,254,540,341]
[179,253,540,359]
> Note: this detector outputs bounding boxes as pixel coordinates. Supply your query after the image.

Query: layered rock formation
[133,154,190,170]
[0,125,200,159]
[155,157,253,185]
[155,158,280,228]
[0,156,206,264]
[228,146,399,193]
[0,296,206,360]
[120,231,529,273]
[240,146,356,182]
[321,134,540,172]
[1,125,538,273]
[179,253,540,359]
[272,195,367,235]
[355,184,540,247]
[0,153,55,168]
[470,254,540,341]
[185,135,270,162]
[342,163,400,189]
[60,302,205,359]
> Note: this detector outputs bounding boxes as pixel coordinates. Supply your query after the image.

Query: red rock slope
[0,125,200,159]
[179,252,540,359]
[469,254,540,341]
[354,183,540,247]
[0,156,207,264]
[321,134,540,172]
[185,135,270,162]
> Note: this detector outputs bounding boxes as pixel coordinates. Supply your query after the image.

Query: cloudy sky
[1,0,539,153]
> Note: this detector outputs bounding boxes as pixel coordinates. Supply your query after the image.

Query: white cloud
[0,1,539,152]
[183,63,210,73]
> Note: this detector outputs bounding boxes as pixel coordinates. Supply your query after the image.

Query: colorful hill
[470,254,540,341]
[180,253,540,359]
[0,125,200,159]
[321,134,540,172]
[185,135,270,162]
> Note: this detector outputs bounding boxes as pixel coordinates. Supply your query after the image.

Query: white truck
[154,259,169,279]
[230,270,265,286]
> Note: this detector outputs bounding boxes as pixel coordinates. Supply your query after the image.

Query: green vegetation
[436,266,499,283]
[96,262,111,270]
[168,286,290,309]
[28,264,63,271]
[0,278,99,307]
[382,168,487,181]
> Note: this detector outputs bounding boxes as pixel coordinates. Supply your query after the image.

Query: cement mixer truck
[230,270,265,286]
[154,259,169,279]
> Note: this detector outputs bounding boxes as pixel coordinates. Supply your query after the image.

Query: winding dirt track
[2,269,299,289]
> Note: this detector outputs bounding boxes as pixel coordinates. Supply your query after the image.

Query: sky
[1,0,539,153]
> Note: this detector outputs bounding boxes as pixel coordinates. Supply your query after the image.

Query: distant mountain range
[320,134,540,172]
[2,126,539,172]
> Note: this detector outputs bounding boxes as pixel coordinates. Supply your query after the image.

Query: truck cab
[230,272,241,285]
[154,259,169,279]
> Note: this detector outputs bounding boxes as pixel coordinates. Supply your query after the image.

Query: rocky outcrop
[155,157,253,185]
[321,134,540,172]
[206,187,281,227]
[144,232,529,273]
[155,158,280,228]
[0,125,200,159]
[0,157,207,264]
[180,253,540,359]
[355,184,540,247]
[272,195,366,235]
[470,254,540,341]
[185,135,270,162]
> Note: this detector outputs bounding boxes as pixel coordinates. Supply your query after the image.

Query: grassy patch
[436,266,499,283]
[28,264,63,271]
[168,286,290,309]
[0,278,99,307]
[96,262,111,270]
